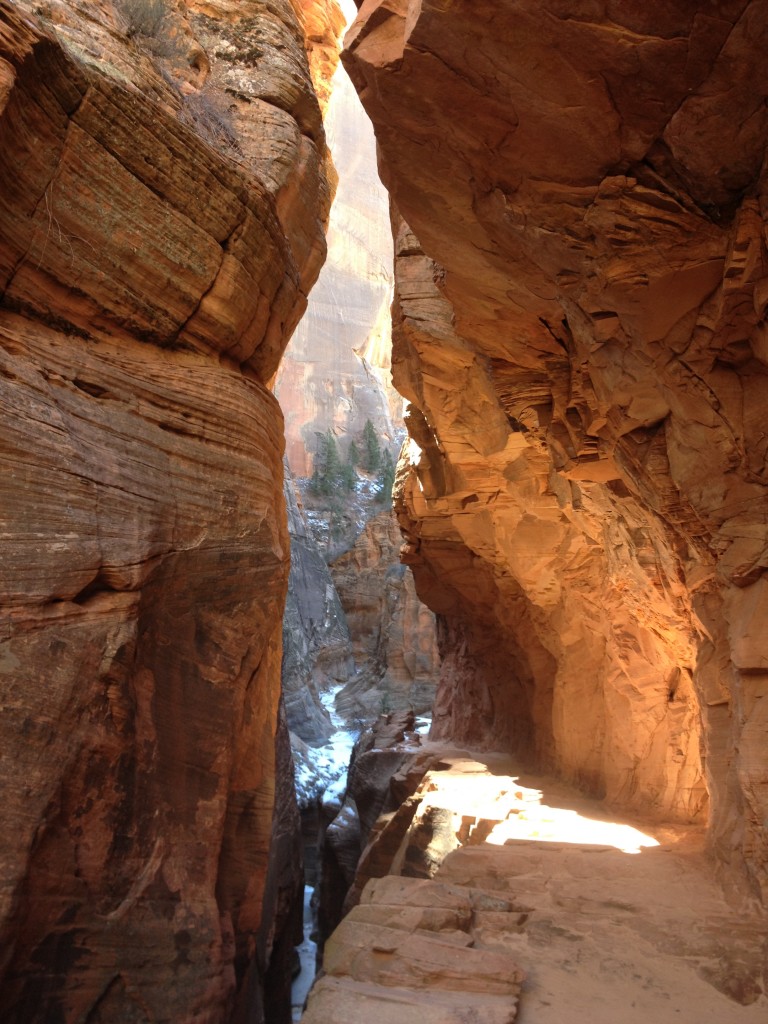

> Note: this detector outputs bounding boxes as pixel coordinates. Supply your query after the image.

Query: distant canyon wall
[344,0,768,900]
[282,465,355,748]
[0,1,341,1021]
[275,18,398,479]
[332,510,439,720]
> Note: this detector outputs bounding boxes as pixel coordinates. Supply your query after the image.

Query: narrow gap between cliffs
[271,2,439,1017]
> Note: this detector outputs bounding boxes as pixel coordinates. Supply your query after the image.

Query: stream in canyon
[290,687,354,1021]
[290,687,353,1023]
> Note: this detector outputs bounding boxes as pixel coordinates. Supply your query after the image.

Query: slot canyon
[0,1,766,1022]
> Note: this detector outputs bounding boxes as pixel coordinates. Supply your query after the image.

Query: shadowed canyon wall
[282,465,355,749]
[0,1,340,1020]
[332,510,439,719]
[343,0,768,900]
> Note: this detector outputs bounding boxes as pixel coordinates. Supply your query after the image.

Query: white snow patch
[291,885,317,1021]
[293,687,360,808]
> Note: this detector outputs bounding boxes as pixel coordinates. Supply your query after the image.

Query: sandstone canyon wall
[282,466,355,750]
[332,510,438,719]
[0,1,339,1020]
[344,0,768,900]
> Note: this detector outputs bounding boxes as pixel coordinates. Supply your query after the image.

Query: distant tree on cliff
[375,448,395,506]
[339,459,357,491]
[361,419,382,473]
[341,438,360,490]
[310,430,357,494]
[310,431,337,495]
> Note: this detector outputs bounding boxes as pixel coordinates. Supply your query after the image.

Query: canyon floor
[301,746,767,1023]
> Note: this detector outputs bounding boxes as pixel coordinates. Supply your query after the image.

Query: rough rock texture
[282,466,354,747]
[183,0,335,304]
[0,1,337,1020]
[344,0,768,898]
[288,0,346,113]
[317,712,423,946]
[331,511,438,719]
[303,875,524,1024]
[303,749,767,1023]
[246,700,304,1024]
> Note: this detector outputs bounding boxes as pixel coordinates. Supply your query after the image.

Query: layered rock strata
[344,0,768,898]
[0,1,338,1020]
[303,874,524,1024]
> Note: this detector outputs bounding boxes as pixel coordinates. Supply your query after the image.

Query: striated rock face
[344,1,768,898]
[332,511,438,719]
[0,1,337,1020]
[288,0,347,114]
[306,872,525,1024]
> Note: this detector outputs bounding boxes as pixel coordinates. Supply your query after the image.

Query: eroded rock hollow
[343,0,768,901]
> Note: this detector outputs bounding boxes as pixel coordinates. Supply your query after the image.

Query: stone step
[301,975,519,1024]
[323,914,524,995]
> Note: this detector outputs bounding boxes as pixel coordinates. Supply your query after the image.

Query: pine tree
[361,419,382,473]
[309,431,328,495]
[340,462,356,491]
[340,439,359,492]
[375,448,395,505]
[324,430,341,489]
[309,430,342,495]
[347,439,360,468]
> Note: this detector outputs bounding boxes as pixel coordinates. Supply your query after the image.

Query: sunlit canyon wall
[344,0,768,900]
[275,6,398,476]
